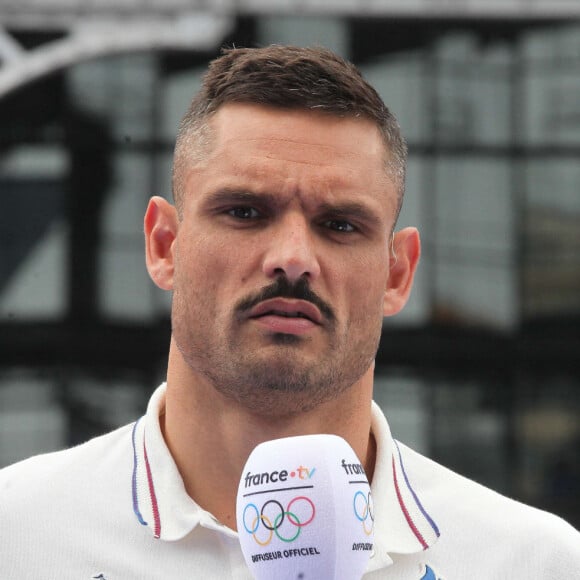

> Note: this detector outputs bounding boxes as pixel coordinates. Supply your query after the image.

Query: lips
[248,298,323,325]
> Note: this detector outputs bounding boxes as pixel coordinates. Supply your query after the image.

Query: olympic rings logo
[353,490,374,536]
[242,496,316,546]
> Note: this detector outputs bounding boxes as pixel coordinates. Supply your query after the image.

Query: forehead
[186,104,397,217]
[210,103,384,165]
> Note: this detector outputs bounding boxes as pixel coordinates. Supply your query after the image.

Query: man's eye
[228,207,260,219]
[325,219,356,233]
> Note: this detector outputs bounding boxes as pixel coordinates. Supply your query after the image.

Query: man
[1,45,579,579]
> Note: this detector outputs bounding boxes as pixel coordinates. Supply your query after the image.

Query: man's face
[170,103,401,416]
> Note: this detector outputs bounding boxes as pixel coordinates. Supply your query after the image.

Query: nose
[262,214,321,283]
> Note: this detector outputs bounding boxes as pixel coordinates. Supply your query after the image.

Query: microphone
[236,434,374,580]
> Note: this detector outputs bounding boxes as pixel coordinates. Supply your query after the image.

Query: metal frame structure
[0,9,579,376]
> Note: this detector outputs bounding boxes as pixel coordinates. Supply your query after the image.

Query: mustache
[235,276,336,323]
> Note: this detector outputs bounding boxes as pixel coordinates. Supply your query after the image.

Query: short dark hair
[173,45,407,219]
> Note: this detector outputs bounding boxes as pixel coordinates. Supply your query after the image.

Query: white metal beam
[0,28,24,64]
[0,13,233,99]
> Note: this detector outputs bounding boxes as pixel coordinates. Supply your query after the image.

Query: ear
[383,227,421,317]
[144,196,178,291]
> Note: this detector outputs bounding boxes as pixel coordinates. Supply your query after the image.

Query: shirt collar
[368,401,440,570]
[131,384,440,555]
[131,383,228,541]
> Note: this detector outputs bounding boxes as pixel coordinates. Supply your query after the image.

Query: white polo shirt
[1,383,579,579]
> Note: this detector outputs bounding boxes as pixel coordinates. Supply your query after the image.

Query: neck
[161,339,376,530]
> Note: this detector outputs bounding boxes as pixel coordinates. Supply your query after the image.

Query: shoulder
[0,423,140,575]
[0,422,134,507]
[396,442,580,576]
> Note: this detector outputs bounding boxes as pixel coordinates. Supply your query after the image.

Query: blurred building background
[0,0,579,528]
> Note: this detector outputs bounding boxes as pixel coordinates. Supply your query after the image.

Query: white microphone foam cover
[236,434,374,580]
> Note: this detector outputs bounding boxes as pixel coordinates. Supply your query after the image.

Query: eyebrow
[204,189,277,207]
[204,188,383,228]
